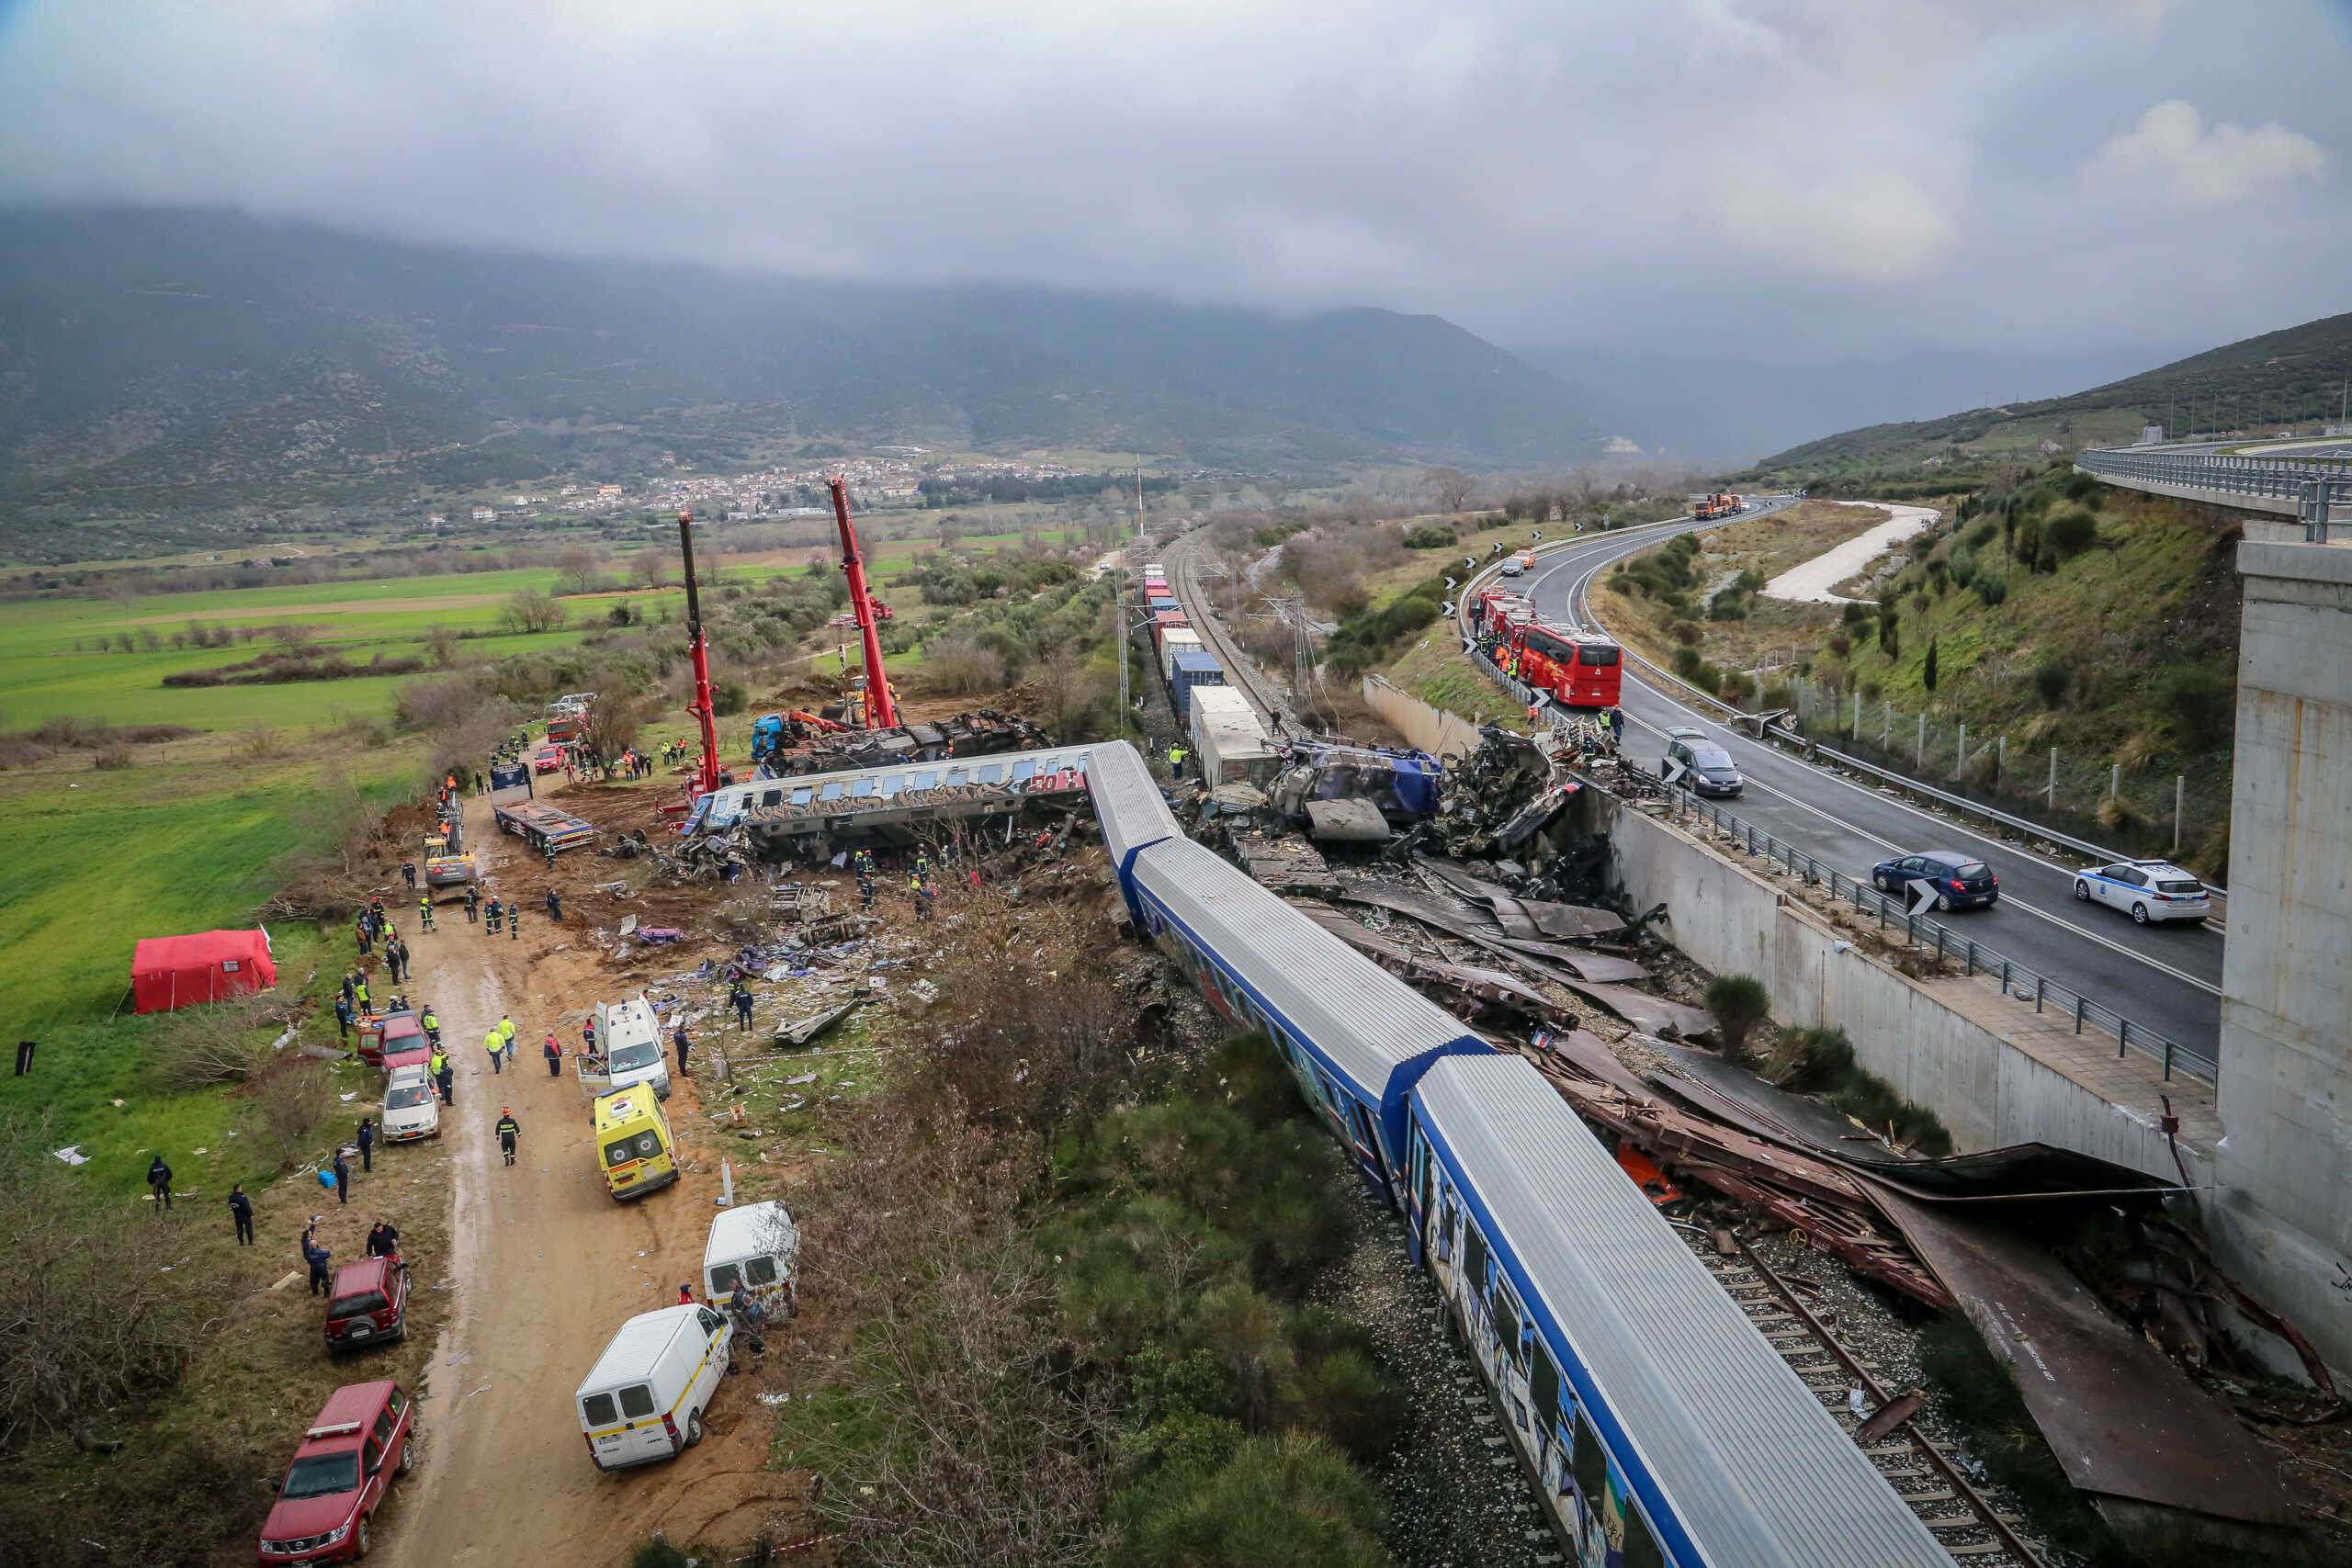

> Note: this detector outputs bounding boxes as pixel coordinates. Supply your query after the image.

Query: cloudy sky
[0,0,2345,371]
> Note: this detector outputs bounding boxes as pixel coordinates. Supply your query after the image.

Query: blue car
[1871,849,1998,910]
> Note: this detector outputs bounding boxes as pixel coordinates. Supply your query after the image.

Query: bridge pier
[2214,537,2352,1377]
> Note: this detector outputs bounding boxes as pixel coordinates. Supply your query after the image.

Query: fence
[1784,677,2223,874]
[1660,785,2215,1083]
[2075,446,2350,504]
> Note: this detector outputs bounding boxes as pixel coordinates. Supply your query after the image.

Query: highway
[1498,509,2227,1065]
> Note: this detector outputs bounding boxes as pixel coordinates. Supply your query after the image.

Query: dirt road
[382,789,799,1567]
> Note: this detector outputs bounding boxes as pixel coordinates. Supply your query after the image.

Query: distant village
[425,450,1080,527]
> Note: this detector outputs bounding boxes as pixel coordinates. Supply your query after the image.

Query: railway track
[1158,529,1290,731]
[1682,1232,2049,1568]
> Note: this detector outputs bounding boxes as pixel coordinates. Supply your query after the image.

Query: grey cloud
[0,0,2344,366]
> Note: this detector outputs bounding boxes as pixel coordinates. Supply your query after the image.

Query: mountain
[1743,311,2352,483]
[1520,345,2178,465]
[0,209,1613,524]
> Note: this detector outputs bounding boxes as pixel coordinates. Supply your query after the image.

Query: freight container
[1143,562,1165,579]
[1189,687,1277,786]
[1158,627,1204,681]
[1147,595,1179,617]
[1149,609,1189,655]
[1168,650,1226,720]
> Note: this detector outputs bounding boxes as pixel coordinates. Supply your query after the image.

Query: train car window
[1571,1410,1606,1506]
[979,764,1004,784]
[1493,1286,1522,1366]
[1012,759,1037,781]
[1464,1223,1489,1294]
[850,780,876,798]
[1623,1504,1666,1568]
[1531,1345,1561,1436]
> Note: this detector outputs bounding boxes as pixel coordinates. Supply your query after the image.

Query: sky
[0,0,2346,377]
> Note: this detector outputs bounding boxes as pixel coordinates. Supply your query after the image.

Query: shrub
[2032,660,2071,708]
[1826,632,1851,659]
[2097,791,2152,831]
[1402,525,1456,549]
[1923,637,1939,692]
[1703,974,1770,1053]
[499,586,567,634]
[2158,662,2233,750]
[92,743,134,770]
[1975,573,2007,607]
[1841,601,1870,626]
[1760,1025,1855,1093]
[711,678,748,716]
[1947,546,1976,588]
[1670,645,1703,680]
[2043,508,2098,558]
[924,631,1011,694]
[1670,621,1702,648]
[1717,670,1758,706]
[1109,1433,1388,1568]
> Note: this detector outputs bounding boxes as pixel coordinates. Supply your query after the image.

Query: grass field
[0,734,421,1198]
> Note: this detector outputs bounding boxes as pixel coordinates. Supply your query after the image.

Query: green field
[0,739,419,1198]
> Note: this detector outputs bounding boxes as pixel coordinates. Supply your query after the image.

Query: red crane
[674,508,722,799]
[828,476,897,730]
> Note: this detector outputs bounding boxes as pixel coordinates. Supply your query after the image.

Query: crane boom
[828,477,897,730]
[675,508,721,798]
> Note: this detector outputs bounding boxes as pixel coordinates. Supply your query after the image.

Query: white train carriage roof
[1415,1055,1949,1568]
[1132,835,1484,1111]
[1086,740,1181,873]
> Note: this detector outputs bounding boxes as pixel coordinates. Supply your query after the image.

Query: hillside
[1590,473,2243,868]
[1745,310,2352,485]
[0,209,1615,526]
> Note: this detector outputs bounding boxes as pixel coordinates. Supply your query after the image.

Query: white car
[382,1063,442,1143]
[2073,859,2211,925]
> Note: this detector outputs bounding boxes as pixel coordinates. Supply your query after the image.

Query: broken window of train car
[1571,1409,1606,1507]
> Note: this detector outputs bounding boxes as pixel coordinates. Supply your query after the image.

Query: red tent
[130,929,277,1014]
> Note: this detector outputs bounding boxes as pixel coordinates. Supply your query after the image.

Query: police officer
[226,1183,254,1246]
[429,1045,453,1106]
[421,1005,441,1048]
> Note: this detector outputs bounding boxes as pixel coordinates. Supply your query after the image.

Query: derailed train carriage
[1084,739,1947,1568]
[686,745,1095,860]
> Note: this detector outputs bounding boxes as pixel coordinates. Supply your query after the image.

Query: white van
[597,996,670,1100]
[575,1304,732,1470]
[381,1063,441,1144]
[703,1200,799,1314]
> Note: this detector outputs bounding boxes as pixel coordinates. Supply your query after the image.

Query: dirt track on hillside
[380,785,803,1568]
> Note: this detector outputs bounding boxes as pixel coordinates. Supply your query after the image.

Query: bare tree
[554,547,606,595]
[499,587,568,634]
[1423,466,1473,513]
[253,1058,337,1167]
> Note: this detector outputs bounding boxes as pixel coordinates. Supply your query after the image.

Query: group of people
[302,1215,403,1296]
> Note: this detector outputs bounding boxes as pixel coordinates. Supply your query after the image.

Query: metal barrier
[1657,786,2216,1084]
[2075,446,2352,518]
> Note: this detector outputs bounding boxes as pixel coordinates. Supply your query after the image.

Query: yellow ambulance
[593,1088,678,1201]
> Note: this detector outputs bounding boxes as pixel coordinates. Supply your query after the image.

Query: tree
[1923,637,1939,692]
[1423,466,1473,513]
[499,587,567,634]
[554,547,605,595]
[630,550,669,590]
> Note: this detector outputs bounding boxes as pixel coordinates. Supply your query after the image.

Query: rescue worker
[494,1108,521,1167]
[1168,744,1187,779]
[498,1014,517,1066]
[727,1282,766,1359]
[464,884,481,923]
[544,1032,563,1077]
[546,888,562,922]
[853,848,876,879]
[913,875,935,922]
[304,1230,333,1296]
[401,858,417,889]
[435,1048,455,1107]
[353,976,371,1013]
[421,1006,441,1048]
[483,1025,505,1075]
[418,894,435,931]
[510,902,521,940]
[858,871,876,912]
[485,896,503,934]
[544,841,558,870]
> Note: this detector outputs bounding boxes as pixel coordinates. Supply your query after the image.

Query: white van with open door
[597,995,670,1100]
[702,1200,799,1316]
[575,1304,731,1471]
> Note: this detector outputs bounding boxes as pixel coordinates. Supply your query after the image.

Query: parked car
[1871,850,1999,910]
[2074,859,2211,925]
[257,1381,413,1564]
[703,1199,799,1318]
[534,744,568,774]
[576,1304,733,1471]
[382,1063,441,1144]
[356,1012,424,1068]
[324,1256,410,1352]
[1661,727,1743,797]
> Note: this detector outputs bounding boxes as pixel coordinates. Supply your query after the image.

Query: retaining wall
[1601,795,2207,1186]
[1363,674,1485,760]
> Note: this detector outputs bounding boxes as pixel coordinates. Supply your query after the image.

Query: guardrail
[2076,446,2350,495]
[1658,785,2216,1083]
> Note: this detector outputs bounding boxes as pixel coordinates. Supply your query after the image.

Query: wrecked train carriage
[754,709,1048,778]
[687,744,1095,862]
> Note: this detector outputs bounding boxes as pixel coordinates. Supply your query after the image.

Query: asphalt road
[1498,507,2226,1065]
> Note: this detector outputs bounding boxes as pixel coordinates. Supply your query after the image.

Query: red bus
[1509,622,1623,707]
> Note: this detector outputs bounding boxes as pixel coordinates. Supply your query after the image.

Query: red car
[324,1256,410,1353]
[356,1012,422,1068]
[258,1381,413,1564]
[534,744,568,773]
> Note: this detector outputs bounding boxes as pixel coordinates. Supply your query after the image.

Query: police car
[2072,859,2211,925]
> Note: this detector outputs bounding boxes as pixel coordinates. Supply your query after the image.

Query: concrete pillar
[2214,538,2352,1377]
